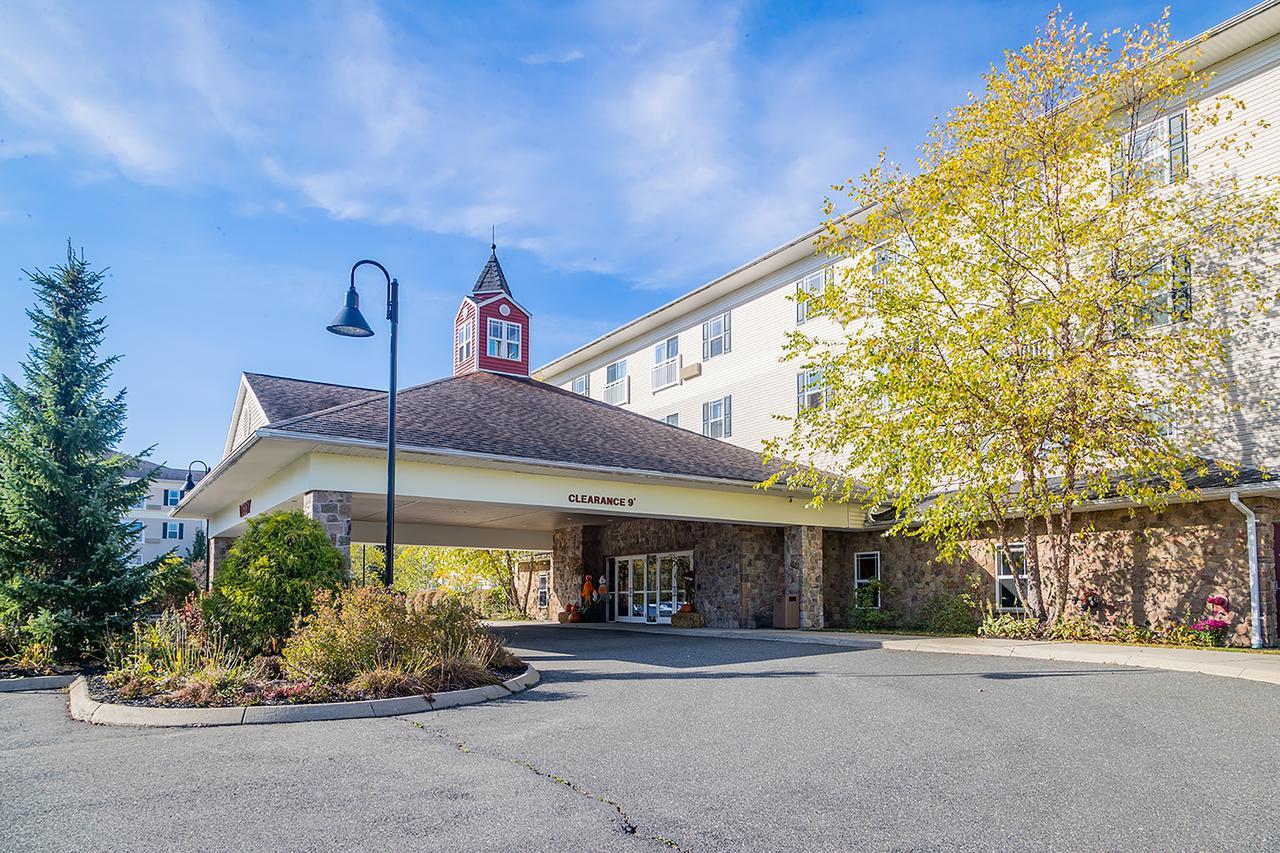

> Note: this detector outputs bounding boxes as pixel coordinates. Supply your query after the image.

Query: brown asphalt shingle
[244,373,382,423]
[258,371,785,484]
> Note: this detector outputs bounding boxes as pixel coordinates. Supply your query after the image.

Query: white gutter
[1229,490,1265,649]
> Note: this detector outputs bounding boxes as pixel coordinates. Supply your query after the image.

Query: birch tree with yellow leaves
[765,9,1280,623]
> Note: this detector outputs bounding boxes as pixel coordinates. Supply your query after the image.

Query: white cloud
[0,0,885,291]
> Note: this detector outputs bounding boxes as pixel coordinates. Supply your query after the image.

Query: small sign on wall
[239,499,252,518]
[568,493,636,508]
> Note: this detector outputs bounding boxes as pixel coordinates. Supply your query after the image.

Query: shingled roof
[123,460,208,483]
[243,373,382,424]
[472,246,512,296]
[261,371,784,484]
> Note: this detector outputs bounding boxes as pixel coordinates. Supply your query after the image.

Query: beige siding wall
[544,30,1280,473]
[230,393,268,453]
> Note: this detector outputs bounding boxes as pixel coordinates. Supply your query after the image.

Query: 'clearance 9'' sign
[568,493,636,508]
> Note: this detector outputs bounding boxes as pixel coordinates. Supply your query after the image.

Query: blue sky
[0,0,1232,469]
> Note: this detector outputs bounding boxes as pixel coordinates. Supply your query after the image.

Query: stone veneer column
[784,525,825,629]
[208,536,234,590]
[303,490,353,574]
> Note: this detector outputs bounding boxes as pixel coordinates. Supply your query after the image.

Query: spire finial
[490,225,496,253]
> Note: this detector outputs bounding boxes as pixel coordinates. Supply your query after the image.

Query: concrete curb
[66,663,541,728]
[0,673,78,693]
[541,621,1280,686]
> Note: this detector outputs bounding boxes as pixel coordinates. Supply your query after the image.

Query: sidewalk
[517,621,1280,686]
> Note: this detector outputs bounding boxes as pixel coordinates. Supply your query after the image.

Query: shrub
[845,580,896,631]
[919,590,980,635]
[106,604,261,705]
[1045,614,1101,641]
[283,587,516,695]
[202,511,346,654]
[977,608,1042,639]
[145,554,199,613]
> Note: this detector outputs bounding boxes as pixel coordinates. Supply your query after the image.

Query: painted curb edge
[66,662,541,728]
[0,673,78,693]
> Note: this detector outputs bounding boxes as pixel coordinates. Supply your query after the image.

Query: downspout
[1228,491,1264,649]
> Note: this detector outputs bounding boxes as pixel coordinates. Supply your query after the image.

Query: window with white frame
[134,491,148,509]
[1113,110,1189,193]
[702,312,731,360]
[537,572,549,609]
[996,542,1027,611]
[652,335,680,391]
[854,551,881,609]
[162,521,185,541]
[571,373,590,396]
[1137,254,1192,327]
[662,412,679,427]
[163,489,181,507]
[796,369,825,413]
[795,268,828,324]
[701,396,731,439]
[487,318,522,361]
[455,321,474,363]
[604,359,629,405]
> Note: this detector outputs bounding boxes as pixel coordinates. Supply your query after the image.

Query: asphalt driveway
[4,624,1280,851]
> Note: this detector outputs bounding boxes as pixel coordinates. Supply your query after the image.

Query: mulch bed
[1,663,99,680]
[85,664,529,710]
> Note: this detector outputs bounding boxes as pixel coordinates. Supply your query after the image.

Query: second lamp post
[327,259,399,587]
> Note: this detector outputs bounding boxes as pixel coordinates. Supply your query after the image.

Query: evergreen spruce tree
[0,243,156,658]
[186,527,207,564]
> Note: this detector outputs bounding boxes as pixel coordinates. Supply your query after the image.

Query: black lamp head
[327,285,375,337]
[183,472,196,493]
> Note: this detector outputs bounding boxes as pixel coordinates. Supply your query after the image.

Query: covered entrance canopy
[178,370,864,551]
[177,370,865,630]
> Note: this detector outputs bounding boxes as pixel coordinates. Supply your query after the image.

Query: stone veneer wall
[208,536,234,590]
[302,490,352,573]
[515,558,552,620]
[823,497,1279,644]
[552,519,788,628]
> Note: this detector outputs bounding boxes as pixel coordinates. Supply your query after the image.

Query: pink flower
[1191,619,1230,632]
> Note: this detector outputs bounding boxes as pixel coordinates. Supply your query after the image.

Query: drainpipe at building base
[1228,490,1264,649]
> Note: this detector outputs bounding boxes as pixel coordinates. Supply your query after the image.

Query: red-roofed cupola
[453,244,531,378]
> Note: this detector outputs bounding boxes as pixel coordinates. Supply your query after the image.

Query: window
[571,374,590,396]
[455,321,474,363]
[1114,110,1188,194]
[996,542,1027,611]
[162,521,185,541]
[796,369,825,413]
[135,492,148,510]
[795,269,828,324]
[652,335,680,391]
[537,572,549,609]
[1137,255,1192,327]
[1168,111,1188,182]
[702,312,731,360]
[662,412,679,427]
[487,318,522,361]
[701,396,732,439]
[163,489,181,507]
[854,552,881,609]
[604,359,629,405]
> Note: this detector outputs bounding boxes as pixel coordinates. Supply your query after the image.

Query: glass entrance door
[610,551,691,624]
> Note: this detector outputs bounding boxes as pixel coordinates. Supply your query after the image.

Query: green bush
[145,554,199,613]
[283,587,519,696]
[919,590,980,635]
[977,609,1042,639]
[1045,614,1101,641]
[202,511,346,654]
[846,580,896,631]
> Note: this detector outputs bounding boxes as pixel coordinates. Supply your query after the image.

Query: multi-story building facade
[124,462,206,565]
[538,2,1280,642]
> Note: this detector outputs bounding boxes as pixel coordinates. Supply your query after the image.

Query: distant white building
[124,462,206,565]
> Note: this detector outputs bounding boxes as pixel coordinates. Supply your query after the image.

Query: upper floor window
[1138,254,1192,328]
[652,335,680,391]
[162,521,185,541]
[571,374,590,396]
[702,312,731,360]
[796,369,825,413]
[604,359,629,405]
[163,489,181,507]
[662,412,679,428]
[996,542,1027,611]
[702,395,732,439]
[455,322,474,363]
[487,319,522,361]
[795,269,828,324]
[134,492,149,510]
[1113,110,1188,194]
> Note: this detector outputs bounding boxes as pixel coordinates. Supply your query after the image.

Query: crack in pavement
[400,718,683,850]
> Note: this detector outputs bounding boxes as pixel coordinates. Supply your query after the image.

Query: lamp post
[182,460,209,495]
[327,259,399,587]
